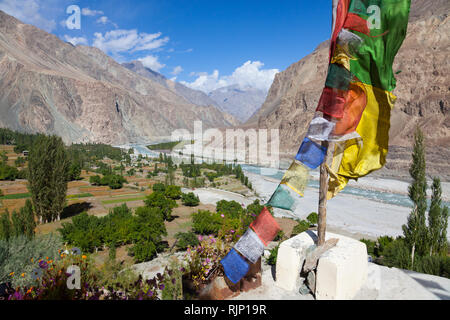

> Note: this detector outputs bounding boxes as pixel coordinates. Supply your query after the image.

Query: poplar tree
[0,209,12,241]
[428,177,449,256]
[402,127,428,267]
[28,135,69,223]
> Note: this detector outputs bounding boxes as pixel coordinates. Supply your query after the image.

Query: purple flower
[147,290,153,297]
[230,230,235,234]
[38,260,48,269]
[180,267,185,273]
[159,284,165,290]
[221,214,224,218]
[171,278,176,285]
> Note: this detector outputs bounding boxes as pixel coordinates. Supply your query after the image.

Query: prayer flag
[220,248,249,284]
[295,138,327,170]
[250,207,281,246]
[234,229,265,264]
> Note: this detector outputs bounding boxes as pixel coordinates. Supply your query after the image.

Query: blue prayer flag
[220,248,249,284]
[295,137,327,169]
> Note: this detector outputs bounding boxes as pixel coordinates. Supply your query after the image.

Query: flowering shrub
[183,235,231,290]
[6,249,169,300]
[0,233,62,288]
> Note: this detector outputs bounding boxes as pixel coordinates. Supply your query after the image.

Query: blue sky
[0,0,333,92]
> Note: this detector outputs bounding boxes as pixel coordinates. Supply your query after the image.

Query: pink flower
[221,214,224,218]
[198,235,203,241]
[230,230,235,233]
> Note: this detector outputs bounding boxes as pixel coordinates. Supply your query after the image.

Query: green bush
[128,240,157,263]
[175,232,199,251]
[306,212,318,225]
[267,245,279,266]
[381,237,412,270]
[192,210,222,235]
[181,192,200,207]
[144,192,177,221]
[165,185,182,200]
[0,162,19,181]
[89,175,101,185]
[376,235,394,257]
[291,220,310,237]
[413,255,450,277]
[360,239,376,257]
[152,183,166,192]
[216,200,243,219]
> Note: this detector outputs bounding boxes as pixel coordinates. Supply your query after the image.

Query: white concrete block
[275,231,316,292]
[275,230,367,299]
[315,232,368,300]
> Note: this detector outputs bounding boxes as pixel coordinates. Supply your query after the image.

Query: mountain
[123,61,267,123]
[121,61,234,116]
[246,0,450,179]
[208,85,268,123]
[0,10,237,145]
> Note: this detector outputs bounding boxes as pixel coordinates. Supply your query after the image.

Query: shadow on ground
[61,202,93,219]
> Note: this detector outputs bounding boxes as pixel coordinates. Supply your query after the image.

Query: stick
[317,141,330,246]
[303,238,339,272]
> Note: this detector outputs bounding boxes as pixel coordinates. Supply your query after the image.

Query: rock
[306,271,316,294]
[299,283,311,296]
[275,231,368,300]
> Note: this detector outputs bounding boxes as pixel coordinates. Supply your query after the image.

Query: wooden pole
[317,140,330,246]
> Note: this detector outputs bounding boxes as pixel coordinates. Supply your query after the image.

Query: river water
[125,144,450,210]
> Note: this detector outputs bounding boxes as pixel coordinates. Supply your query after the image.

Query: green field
[67,193,94,199]
[101,196,147,205]
[0,192,31,200]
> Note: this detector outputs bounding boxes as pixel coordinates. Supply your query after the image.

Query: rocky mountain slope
[0,10,236,145]
[208,84,268,122]
[246,0,450,179]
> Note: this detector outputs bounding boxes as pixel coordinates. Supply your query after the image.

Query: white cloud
[64,35,88,46]
[96,16,118,28]
[171,66,183,76]
[93,29,169,55]
[81,8,104,16]
[181,61,279,93]
[0,0,56,32]
[138,55,165,72]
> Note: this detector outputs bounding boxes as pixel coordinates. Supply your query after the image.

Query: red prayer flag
[250,207,281,246]
[316,87,347,119]
[343,13,371,36]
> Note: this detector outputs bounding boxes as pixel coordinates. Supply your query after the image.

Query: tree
[28,135,70,223]
[89,175,101,185]
[152,183,166,193]
[0,210,12,241]
[67,162,82,181]
[428,177,449,256]
[144,192,177,221]
[402,127,428,267]
[165,185,182,200]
